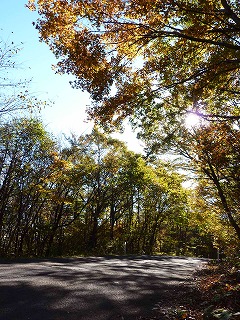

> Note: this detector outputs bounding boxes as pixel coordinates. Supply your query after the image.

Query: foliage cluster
[26,0,240,248]
[0,118,226,258]
[27,0,240,127]
[1,0,240,257]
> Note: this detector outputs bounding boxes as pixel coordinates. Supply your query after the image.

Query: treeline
[0,117,218,258]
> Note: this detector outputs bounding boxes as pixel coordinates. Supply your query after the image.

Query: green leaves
[1,118,203,256]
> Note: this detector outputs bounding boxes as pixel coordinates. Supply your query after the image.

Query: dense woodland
[0,0,240,258]
[0,117,222,257]
[0,116,238,257]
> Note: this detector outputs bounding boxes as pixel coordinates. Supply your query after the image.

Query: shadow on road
[0,255,205,320]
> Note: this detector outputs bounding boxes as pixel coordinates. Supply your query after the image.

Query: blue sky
[0,0,142,151]
[1,0,92,136]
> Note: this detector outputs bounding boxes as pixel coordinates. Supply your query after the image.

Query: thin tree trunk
[204,164,240,241]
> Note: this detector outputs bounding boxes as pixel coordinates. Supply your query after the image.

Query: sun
[185,112,201,129]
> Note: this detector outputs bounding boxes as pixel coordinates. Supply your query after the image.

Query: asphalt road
[0,255,206,320]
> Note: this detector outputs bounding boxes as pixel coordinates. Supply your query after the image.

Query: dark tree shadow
[0,255,206,320]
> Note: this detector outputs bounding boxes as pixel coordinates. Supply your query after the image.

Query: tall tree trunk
[89,215,98,250]
[204,165,240,241]
[110,202,115,240]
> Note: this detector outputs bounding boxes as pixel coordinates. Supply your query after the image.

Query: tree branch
[188,110,240,121]
[221,0,240,27]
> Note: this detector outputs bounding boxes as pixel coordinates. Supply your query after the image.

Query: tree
[0,37,43,117]
[188,181,239,257]
[59,128,192,256]
[190,122,240,241]
[64,128,142,253]
[0,117,216,257]
[26,1,240,251]
[0,118,57,256]
[28,0,240,128]
[134,163,189,255]
[149,120,240,242]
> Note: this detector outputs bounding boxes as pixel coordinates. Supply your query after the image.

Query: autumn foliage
[1,118,230,258]
[27,0,240,127]
[23,1,240,247]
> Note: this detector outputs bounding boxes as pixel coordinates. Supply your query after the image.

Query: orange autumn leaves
[27,0,240,126]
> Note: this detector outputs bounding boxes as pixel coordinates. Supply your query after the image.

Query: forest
[0,117,224,257]
[0,0,240,260]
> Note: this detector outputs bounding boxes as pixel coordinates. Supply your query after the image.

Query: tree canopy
[1,117,225,257]
[0,2,239,258]
[27,0,240,127]
[183,122,240,240]
[25,0,240,245]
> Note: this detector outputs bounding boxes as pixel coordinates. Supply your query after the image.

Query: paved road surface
[0,255,206,320]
